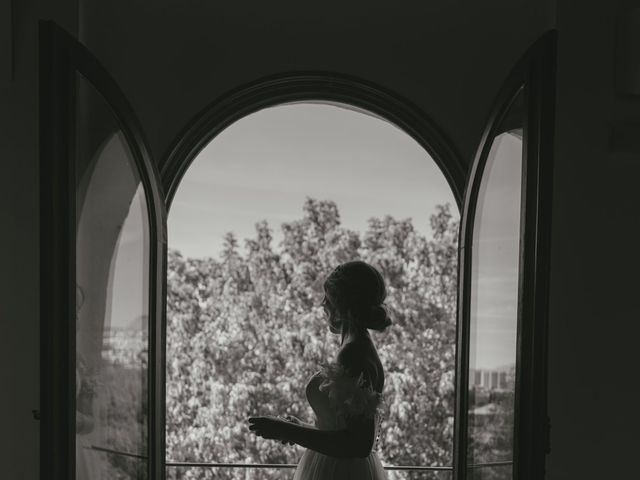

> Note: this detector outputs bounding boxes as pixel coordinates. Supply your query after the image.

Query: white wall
[547,0,640,478]
[0,1,77,478]
[80,0,555,167]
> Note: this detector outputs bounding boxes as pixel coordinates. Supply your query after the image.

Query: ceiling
[80,0,555,174]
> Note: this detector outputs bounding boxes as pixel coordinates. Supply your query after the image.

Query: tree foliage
[166,198,460,479]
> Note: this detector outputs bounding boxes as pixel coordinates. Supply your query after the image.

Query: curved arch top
[161,72,466,209]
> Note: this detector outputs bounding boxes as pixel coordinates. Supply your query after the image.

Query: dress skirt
[293,449,387,480]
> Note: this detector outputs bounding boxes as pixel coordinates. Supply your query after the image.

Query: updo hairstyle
[323,261,392,332]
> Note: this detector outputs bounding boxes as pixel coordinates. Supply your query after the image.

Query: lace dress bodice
[305,363,384,451]
[292,362,388,479]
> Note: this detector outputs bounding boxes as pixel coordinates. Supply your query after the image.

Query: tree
[165,199,460,479]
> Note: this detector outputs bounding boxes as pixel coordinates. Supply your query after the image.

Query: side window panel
[465,89,524,479]
[75,73,150,479]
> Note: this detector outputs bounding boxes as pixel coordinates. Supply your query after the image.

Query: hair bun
[366,305,392,332]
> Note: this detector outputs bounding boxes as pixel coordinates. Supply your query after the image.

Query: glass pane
[466,88,524,469]
[75,72,149,480]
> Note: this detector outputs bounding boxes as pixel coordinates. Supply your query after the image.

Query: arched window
[164,102,460,478]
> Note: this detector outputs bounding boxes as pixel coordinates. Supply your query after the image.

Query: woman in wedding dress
[248,260,391,479]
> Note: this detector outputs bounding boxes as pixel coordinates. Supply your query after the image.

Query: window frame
[39,21,167,480]
[453,31,557,480]
[161,72,467,474]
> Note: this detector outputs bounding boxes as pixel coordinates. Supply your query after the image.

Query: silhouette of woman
[248,260,391,479]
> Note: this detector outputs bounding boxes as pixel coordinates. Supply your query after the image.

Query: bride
[248,260,391,479]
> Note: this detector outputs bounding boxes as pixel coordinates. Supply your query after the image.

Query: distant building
[470,366,513,391]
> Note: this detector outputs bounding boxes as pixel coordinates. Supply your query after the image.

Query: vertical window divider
[39,20,76,480]
[513,32,557,480]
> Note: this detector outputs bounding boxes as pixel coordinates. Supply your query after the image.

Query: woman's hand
[282,415,304,426]
[248,416,294,445]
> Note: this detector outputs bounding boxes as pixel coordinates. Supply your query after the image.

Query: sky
[468,132,523,371]
[105,103,524,370]
[167,103,457,259]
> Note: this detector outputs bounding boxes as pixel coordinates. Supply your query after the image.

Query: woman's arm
[248,415,375,458]
[281,414,314,429]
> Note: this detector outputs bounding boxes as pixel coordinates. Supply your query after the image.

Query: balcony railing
[88,446,513,473]
[165,461,454,472]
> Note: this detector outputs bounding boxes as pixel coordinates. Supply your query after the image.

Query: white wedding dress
[293,363,387,480]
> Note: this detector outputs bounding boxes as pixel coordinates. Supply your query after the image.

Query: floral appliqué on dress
[317,362,383,421]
